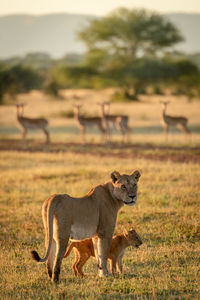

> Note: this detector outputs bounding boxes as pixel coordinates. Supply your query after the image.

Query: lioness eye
[122,184,126,190]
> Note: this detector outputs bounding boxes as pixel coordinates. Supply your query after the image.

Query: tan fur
[31,170,141,282]
[64,229,142,276]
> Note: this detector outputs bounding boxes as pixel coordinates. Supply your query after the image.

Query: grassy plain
[0,90,200,299]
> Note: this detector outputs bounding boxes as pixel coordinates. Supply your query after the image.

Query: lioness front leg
[97,237,112,277]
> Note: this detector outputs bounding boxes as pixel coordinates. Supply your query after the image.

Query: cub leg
[116,254,123,274]
[109,257,117,275]
[72,250,79,276]
[75,253,90,277]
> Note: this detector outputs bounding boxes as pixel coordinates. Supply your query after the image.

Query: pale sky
[0,0,199,16]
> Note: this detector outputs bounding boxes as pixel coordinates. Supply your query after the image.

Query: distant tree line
[0,8,200,104]
[0,64,42,103]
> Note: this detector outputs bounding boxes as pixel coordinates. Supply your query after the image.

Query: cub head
[124,229,142,248]
[111,170,141,206]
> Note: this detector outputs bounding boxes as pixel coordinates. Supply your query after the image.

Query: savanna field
[0,90,200,299]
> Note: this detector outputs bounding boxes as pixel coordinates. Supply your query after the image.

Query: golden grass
[0,150,200,299]
[0,90,200,298]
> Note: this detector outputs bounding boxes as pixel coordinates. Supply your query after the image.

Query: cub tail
[64,242,74,258]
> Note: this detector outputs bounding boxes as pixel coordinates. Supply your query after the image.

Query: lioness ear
[111,171,121,183]
[131,170,141,181]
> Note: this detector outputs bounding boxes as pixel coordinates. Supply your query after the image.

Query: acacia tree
[79,8,183,99]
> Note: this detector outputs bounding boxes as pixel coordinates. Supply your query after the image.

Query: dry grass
[0,151,200,299]
[0,90,200,299]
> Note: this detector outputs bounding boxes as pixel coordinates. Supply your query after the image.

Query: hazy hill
[0,13,92,59]
[0,13,199,59]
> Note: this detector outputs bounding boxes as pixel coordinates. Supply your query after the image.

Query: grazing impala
[99,102,131,142]
[73,104,108,142]
[161,101,190,141]
[16,104,50,144]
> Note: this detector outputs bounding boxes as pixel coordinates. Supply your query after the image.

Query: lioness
[31,170,141,282]
[64,229,142,276]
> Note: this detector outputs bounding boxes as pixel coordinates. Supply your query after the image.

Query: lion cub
[64,229,142,276]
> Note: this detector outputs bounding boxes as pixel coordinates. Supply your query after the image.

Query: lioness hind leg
[52,237,69,283]
[46,239,56,279]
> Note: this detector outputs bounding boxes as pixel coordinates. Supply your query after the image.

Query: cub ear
[131,170,141,181]
[111,171,121,183]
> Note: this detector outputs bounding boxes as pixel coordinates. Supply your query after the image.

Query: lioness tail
[31,195,56,263]
[31,250,41,262]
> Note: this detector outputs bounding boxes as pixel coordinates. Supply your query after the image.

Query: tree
[44,64,99,93]
[0,65,42,103]
[79,8,183,99]
[102,57,179,99]
[80,8,183,58]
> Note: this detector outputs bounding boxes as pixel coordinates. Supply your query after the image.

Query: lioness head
[124,229,143,248]
[111,170,141,206]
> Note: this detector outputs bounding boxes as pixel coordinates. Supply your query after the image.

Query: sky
[0,0,199,16]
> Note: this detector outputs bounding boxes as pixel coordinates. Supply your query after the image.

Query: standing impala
[73,104,108,142]
[161,101,190,141]
[99,102,131,142]
[16,104,50,144]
